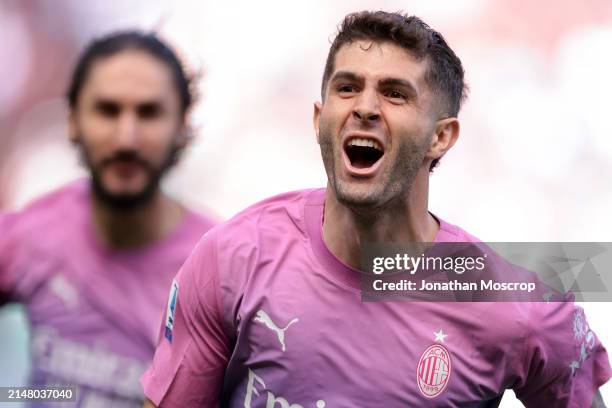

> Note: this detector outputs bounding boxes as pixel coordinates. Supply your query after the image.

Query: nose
[116,111,139,149]
[352,88,380,123]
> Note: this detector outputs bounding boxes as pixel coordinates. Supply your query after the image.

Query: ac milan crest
[417,344,452,398]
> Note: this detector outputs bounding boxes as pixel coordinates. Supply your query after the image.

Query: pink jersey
[0,180,215,407]
[142,188,611,407]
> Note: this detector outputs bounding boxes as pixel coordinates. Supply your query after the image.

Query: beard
[77,138,180,210]
[318,126,430,214]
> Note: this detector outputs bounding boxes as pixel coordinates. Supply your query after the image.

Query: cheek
[322,99,350,126]
[79,108,115,136]
[391,116,432,146]
[77,121,114,161]
[319,111,345,146]
[140,120,179,156]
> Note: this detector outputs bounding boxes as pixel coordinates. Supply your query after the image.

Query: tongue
[346,145,383,169]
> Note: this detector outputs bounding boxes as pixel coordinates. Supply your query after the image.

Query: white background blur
[0,1,611,406]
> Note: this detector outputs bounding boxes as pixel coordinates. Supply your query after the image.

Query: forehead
[80,50,178,104]
[332,40,429,89]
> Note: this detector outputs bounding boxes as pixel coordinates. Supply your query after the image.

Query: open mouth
[344,137,384,169]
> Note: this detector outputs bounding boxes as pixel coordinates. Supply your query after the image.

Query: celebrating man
[0,32,215,407]
[142,11,610,407]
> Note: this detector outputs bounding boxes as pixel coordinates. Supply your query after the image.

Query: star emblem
[434,328,448,343]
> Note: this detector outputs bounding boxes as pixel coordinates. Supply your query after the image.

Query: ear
[313,101,322,144]
[68,111,79,144]
[426,117,460,163]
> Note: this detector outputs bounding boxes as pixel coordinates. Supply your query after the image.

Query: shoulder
[187,188,322,286]
[1,180,87,242]
[211,188,322,246]
[0,181,87,300]
[434,215,483,243]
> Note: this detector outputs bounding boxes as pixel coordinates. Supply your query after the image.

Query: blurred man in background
[0,31,215,407]
[142,11,610,407]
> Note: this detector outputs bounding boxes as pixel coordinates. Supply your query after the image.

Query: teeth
[348,138,383,151]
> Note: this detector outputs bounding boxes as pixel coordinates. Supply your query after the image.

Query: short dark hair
[322,11,467,171]
[67,31,194,115]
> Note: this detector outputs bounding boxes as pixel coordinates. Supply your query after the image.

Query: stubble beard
[76,137,180,211]
[318,126,430,215]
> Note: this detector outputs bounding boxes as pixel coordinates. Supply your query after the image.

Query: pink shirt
[142,188,611,407]
[0,180,215,407]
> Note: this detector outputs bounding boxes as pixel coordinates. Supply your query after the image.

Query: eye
[95,101,120,117]
[137,103,162,119]
[337,84,358,94]
[385,90,407,101]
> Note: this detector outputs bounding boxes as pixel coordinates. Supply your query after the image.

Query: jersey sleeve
[141,230,231,407]
[513,299,612,407]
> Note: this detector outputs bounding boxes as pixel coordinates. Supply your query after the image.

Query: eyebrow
[330,71,418,97]
[137,101,163,110]
[92,99,120,112]
[93,98,118,106]
[330,71,363,84]
[92,97,165,108]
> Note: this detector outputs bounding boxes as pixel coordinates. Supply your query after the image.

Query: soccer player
[142,11,611,407]
[0,32,215,407]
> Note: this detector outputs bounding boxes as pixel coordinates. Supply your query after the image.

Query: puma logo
[253,309,299,352]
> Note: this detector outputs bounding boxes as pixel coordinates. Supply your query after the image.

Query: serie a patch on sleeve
[165,279,179,342]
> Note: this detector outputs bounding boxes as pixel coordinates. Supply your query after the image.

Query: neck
[322,170,439,270]
[90,188,185,250]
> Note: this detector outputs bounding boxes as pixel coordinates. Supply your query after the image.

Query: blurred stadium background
[1,1,611,406]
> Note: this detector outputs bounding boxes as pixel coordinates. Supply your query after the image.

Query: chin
[98,190,155,210]
[333,182,387,212]
[92,178,158,210]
